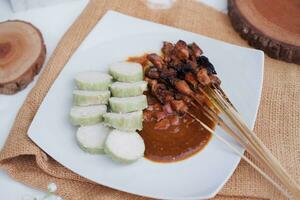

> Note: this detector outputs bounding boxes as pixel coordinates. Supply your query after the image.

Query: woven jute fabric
[0,0,299,199]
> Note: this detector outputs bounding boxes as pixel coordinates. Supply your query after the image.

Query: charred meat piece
[147,53,165,69]
[187,60,198,70]
[206,62,217,75]
[188,42,203,58]
[197,55,209,65]
[196,68,211,85]
[163,91,175,102]
[151,82,175,104]
[170,55,182,67]
[147,95,158,105]
[209,74,221,85]
[175,63,193,79]
[145,77,157,86]
[154,118,171,130]
[160,67,177,79]
[170,100,188,114]
[174,40,189,60]
[151,83,166,103]
[146,67,160,79]
[173,93,192,104]
[197,55,217,74]
[174,80,193,96]
[174,92,184,100]
[185,72,198,88]
[162,42,174,62]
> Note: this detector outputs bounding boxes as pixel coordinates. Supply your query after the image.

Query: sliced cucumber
[109,95,147,113]
[109,62,143,82]
[110,81,147,97]
[70,105,107,126]
[104,129,145,163]
[103,111,143,131]
[75,71,112,91]
[73,90,110,106]
[76,123,110,154]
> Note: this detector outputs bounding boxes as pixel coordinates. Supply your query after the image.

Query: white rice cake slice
[109,95,147,113]
[109,62,143,82]
[75,71,112,91]
[73,90,110,106]
[76,123,110,154]
[103,111,143,131]
[104,129,145,163]
[110,81,147,97]
[70,105,107,126]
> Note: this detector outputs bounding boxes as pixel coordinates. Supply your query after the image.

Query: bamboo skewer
[174,78,299,198]
[203,86,300,199]
[185,81,299,198]
[186,111,292,199]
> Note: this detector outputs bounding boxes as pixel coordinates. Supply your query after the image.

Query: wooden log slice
[0,20,46,94]
[228,0,300,64]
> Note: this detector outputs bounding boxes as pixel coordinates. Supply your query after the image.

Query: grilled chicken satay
[144,40,222,130]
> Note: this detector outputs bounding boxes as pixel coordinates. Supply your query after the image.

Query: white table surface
[0,0,227,199]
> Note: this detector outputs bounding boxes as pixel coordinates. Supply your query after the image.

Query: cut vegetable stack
[69,71,112,154]
[103,62,147,162]
[69,62,148,163]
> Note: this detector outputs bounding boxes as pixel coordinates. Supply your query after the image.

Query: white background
[0,0,227,199]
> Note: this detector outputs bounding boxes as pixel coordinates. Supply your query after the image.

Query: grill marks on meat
[144,40,220,130]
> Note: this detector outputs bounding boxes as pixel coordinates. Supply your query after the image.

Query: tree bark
[0,20,46,94]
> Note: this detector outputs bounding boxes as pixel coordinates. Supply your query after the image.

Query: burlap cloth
[0,0,299,199]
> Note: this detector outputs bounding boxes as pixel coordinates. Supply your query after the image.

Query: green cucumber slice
[103,111,143,131]
[73,90,110,106]
[75,71,112,91]
[109,95,147,113]
[109,62,143,82]
[110,81,147,97]
[70,105,107,126]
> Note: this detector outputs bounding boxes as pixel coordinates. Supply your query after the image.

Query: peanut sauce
[140,109,214,162]
[128,55,216,163]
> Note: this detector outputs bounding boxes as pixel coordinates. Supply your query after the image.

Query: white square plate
[28,12,264,199]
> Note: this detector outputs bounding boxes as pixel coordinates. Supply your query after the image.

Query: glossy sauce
[140,110,214,162]
[129,55,216,163]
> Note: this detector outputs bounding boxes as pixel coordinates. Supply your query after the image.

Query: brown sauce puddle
[128,55,216,163]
